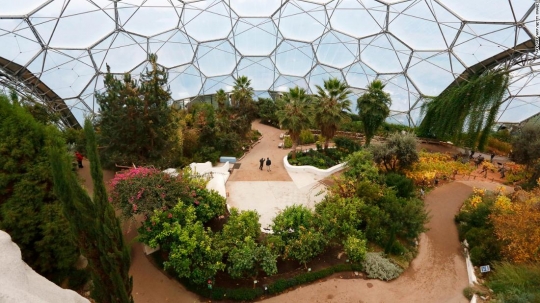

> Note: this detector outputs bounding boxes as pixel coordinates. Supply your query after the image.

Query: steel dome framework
[1,0,539,128]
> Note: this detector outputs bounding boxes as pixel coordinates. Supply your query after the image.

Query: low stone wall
[283,155,346,177]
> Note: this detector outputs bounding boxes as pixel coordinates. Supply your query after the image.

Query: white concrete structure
[283,155,346,188]
[226,181,327,232]
[163,162,230,199]
[189,161,230,199]
[0,230,90,303]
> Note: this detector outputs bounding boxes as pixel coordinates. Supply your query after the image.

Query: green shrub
[334,136,361,154]
[344,236,367,263]
[384,173,415,198]
[299,130,315,145]
[362,252,403,281]
[284,136,293,148]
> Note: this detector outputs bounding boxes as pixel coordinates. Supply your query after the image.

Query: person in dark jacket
[259,158,264,170]
[266,157,271,172]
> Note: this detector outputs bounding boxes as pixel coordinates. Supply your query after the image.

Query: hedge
[153,253,362,301]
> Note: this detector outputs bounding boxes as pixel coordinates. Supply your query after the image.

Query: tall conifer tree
[48,120,133,303]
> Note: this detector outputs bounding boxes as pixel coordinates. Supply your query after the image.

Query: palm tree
[276,86,313,159]
[215,89,227,110]
[357,79,392,146]
[314,78,352,150]
[231,75,254,107]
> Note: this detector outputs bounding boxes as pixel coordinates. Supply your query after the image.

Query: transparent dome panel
[233,18,280,56]
[38,50,96,99]
[387,112,410,126]
[149,30,195,68]
[169,64,203,100]
[344,61,377,90]
[315,31,358,68]
[235,57,276,91]
[272,75,309,91]
[195,40,238,77]
[0,20,42,66]
[183,1,234,42]
[276,1,327,42]
[407,52,456,96]
[119,0,181,37]
[329,0,385,38]
[202,75,236,94]
[389,1,454,50]
[308,64,344,93]
[360,34,411,73]
[439,0,516,22]
[229,0,282,17]
[0,0,48,16]
[498,97,540,123]
[454,24,528,67]
[378,74,419,112]
[274,40,314,77]
[508,70,540,97]
[91,32,148,73]
[44,1,115,48]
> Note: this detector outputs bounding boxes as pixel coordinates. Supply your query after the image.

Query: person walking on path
[75,151,84,168]
[490,153,495,163]
[259,158,264,170]
[266,157,272,172]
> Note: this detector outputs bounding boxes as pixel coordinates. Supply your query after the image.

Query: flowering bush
[110,167,226,222]
[405,152,472,185]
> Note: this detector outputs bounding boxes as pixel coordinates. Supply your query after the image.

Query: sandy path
[228,120,292,182]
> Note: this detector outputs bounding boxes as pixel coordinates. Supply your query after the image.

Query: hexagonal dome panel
[407,51,464,96]
[274,40,315,77]
[31,0,115,48]
[232,18,280,56]
[276,1,327,42]
[360,33,411,73]
[149,29,195,68]
[169,64,203,100]
[308,64,344,93]
[91,32,148,73]
[229,0,282,17]
[0,0,48,16]
[328,0,385,38]
[118,0,181,37]
[315,31,358,69]
[235,57,276,91]
[182,1,235,42]
[195,39,238,77]
[389,1,461,50]
[0,19,42,66]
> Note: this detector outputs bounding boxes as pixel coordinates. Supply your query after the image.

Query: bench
[220,156,237,163]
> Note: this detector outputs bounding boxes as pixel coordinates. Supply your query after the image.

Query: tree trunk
[292,141,298,159]
[324,137,330,150]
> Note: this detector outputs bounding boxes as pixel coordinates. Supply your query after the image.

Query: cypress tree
[0,94,79,284]
[48,120,133,303]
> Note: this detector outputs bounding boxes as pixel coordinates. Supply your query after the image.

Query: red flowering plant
[109,167,226,223]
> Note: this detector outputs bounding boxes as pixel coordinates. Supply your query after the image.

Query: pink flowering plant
[110,167,226,223]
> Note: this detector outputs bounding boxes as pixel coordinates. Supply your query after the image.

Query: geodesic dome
[0,0,539,128]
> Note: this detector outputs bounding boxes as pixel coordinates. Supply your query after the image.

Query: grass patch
[487,262,540,303]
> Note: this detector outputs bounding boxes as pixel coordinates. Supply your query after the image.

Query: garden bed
[151,244,364,302]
